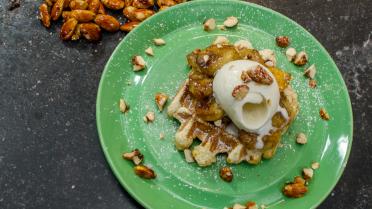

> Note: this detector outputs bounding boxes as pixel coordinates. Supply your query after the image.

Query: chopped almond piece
[232,204,245,209]
[309,79,317,88]
[246,201,258,209]
[286,47,297,61]
[145,47,154,56]
[247,65,273,85]
[155,93,168,111]
[319,108,330,120]
[234,40,253,50]
[241,70,252,83]
[132,55,146,71]
[153,38,166,46]
[296,132,307,144]
[220,167,233,182]
[159,132,165,139]
[119,98,128,113]
[224,16,238,27]
[311,162,320,170]
[144,111,155,123]
[122,149,143,165]
[203,18,216,31]
[213,36,229,45]
[302,168,314,180]
[282,176,308,198]
[232,85,249,100]
[214,119,222,127]
[184,149,195,163]
[293,51,308,66]
[304,64,316,79]
[276,36,290,48]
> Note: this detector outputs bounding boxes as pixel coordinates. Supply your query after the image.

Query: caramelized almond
[101,0,124,10]
[60,18,78,40]
[50,0,65,20]
[88,0,100,13]
[94,14,120,32]
[39,3,51,28]
[132,0,154,8]
[62,11,72,22]
[119,21,140,32]
[79,23,101,41]
[134,165,156,179]
[97,2,106,14]
[69,0,88,10]
[71,10,96,22]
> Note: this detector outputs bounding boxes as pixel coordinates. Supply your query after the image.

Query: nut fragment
[309,79,317,88]
[296,132,307,144]
[153,38,166,46]
[79,23,101,41]
[70,0,88,10]
[143,111,155,123]
[302,168,314,180]
[311,162,320,170]
[214,119,222,127]
[220,166,233,182]
[155,93,168,111]
[240,70,252,83]
[87,0,99,12]
[123,6,155,22]
[134,165,156,179]
[213,36,229,45]
[145,47,154,56]
[203,18,216,31]
[132,0,154,8]
[120,21,139,32]
[97,2,106,14]
[51,0,65,20]
[159,132,164,139]
[247,65,273,85]
[246,201,258,209]
[184,149,195,163]
[293,51,308,66]
[70,10,96,23]
[122,149,143,165]
[119,98,128,113]
[223,16,238,27]
[304,64,316,79]
[232,85,249,100]
[132,55,146,71]
[282,176,308,198]
[94,14,120,32]
[101,0,124,10]
[232,204,245,209]
[234,40,253,50]
[276,36,290,48]
[39,3,51,28]
[259,49,276,67]
[286,47,297,61]
[319,108,330,120]
[60,18,78,40]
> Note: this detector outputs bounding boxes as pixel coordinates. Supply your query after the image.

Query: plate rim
[96,0,354,208]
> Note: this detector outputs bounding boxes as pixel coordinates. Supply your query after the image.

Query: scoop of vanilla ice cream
[213,60,280,135]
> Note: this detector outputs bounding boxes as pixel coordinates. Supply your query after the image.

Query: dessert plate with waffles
[96,0,353,208]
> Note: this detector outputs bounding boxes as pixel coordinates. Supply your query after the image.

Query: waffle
[168,44,299,167]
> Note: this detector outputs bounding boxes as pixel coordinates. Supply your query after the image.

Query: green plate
[96,0,353,208]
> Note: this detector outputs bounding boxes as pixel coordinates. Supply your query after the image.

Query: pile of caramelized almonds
[38,0,186,41]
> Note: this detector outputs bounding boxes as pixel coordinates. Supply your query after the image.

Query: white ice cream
[213,60,281,143]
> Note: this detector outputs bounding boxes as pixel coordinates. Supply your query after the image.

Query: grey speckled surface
[0,0,371,208]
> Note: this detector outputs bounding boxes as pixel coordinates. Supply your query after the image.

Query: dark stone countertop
[0,0,371,208]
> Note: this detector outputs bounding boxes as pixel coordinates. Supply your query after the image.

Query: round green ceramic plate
[96,0,353,208]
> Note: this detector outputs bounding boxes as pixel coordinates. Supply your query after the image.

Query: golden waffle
[168,44,299,167]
